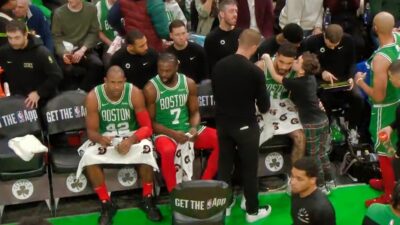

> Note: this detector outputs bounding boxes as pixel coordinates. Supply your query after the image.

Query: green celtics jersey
[367,38,400,104]
[99,0,116,41]
[95,83,137,134]
[365,203,400,225]
[150,73,190,132]
[264,61,296,99]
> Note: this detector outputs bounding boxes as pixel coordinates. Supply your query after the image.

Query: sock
[95,183,110,202]
[142,182,153,197]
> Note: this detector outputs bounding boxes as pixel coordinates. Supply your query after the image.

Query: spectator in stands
[0,0,15,46]
[212,29,271,223]
[362,182,400,225]
[194,0,219,35]
[236,0,274,38]
[204,0,242,73]
[0,20,62,108]
[255,43,305,163]
[81,66,162,224]
[371,0,400,25]
[13,0,54,52]
[143,53,219,192]
[264,52,335,193]
[253,23,303,61]
[300,24,365,144]
[107,0,169,52]
[18,217,52,225]
[291,157,336,225]
[165,0,187,25]
[110,29,158,89]
[52,0,103,92]
[355,12,400,207]
[279,0,324,37]
[96,0,118,67]
[167,19,208,83]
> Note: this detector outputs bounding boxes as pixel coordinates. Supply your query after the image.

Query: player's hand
[173,131,189,144]
[261,54,273,70]
[355,72,366,86]
[321,71,338,86]
[379,126,393,141]
[188,127,198,142]
[117,138,133,155]
[98,136,113,148]
[25,91,40,109]
[318,100,326,112]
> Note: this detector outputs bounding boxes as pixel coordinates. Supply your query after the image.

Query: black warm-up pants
[216,121,260,214]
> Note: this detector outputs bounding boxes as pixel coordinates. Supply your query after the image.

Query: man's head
[373,12,395,36]
[218,0,238,28]
[0,0,16,12]
[388,60,400,88]
[6,20,28,50]
[12,0,28,18]
[157,53,179,85]
[275,42,297,75]
[67,0,82,10]
[104,66,126,99]
[18,217,52,225]
[282,23,303,46]
[292,52,320,76]
[290,157,318,195]
[126,29,148,55]
[169,19,188,49]
[238,29,261,56]
[324,24,343,50]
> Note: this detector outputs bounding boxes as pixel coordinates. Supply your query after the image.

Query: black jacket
[0,35,62,99]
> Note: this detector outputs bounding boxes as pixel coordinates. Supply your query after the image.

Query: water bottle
[379,131,396,155]
[364,3,371,26]
[3,82,10,96]
[324,8,332,29]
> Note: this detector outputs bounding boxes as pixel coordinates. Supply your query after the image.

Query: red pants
[379,155,395,199]
[155,127,219,192]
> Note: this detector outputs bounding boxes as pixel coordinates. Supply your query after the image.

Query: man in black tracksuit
[0,20,62,108]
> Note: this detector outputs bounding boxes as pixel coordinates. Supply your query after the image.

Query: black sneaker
[140,196,163,222]
[98,200,117,225]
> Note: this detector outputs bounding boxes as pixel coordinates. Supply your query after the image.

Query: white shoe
[240,196,246,211]
[225,197,236,216]
[246,205,272,223]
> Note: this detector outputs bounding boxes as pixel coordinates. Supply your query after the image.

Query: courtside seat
[50,146,81,173]
[0,96,51,221]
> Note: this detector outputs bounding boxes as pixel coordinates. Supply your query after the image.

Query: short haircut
[324,24,343,44]
[158,52,178,65]
[125,28,145,45]
[219,0,237,12]
[0,0,11,8]
[392,181,400,209]
[302,52,321,75]
[277,42,298,58]
[18,217,52,225]
[282,23,303,44]
[238,29,261,48]
[389,59,400,75]
[169,19,186,33]
[106,65,125,77]
[6,20,27,34]
[293,157,319,178]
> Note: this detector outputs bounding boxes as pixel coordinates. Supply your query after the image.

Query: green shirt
[365,203,400,225]
[98,0,116,41]
[150,73,190,132]
[367,35,400,105]
[265,64,296,99]
[95,83,138,134]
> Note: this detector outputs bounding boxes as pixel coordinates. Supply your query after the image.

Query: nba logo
[17,111,25,123]
[74,106,80,117]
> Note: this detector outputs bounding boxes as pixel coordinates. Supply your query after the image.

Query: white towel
[8,134,48,161]
[76,138,159,178]
[175,141,194,184]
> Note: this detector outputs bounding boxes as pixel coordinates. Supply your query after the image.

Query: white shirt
[279,0,324,31]
[247,0,259,32]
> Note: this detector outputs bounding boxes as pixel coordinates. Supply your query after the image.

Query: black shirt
[283,75,327,124]
[204,27,242,73]
[110,48,158,89]
[167,42,208,83]
[300,33,355,82]
[252,35,280,62]
[291,189,336,225]
[211,54,270,125]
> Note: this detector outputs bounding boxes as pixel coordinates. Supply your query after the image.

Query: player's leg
[154,136,178,192]
[193,127,219,180]
[288,129,306,163]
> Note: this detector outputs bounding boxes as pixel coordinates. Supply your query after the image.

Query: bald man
[355,12,400,207]
[12,0,53,52]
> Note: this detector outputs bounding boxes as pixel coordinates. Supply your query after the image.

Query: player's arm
[186,78,201,138]
[356,54,389,103]
[262,54,283,84]
[130,85,153,142]
[143,82,188,143]
[85,91,113,147]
